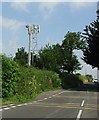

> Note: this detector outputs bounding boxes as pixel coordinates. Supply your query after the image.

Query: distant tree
[85,74,93,82]
[62,32,85,53]
[61,31,85,74]
[32,54,39,67]
[14,47,28,66]
[82,18,99,69]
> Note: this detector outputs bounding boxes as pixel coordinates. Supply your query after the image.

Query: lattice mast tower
[26,24,40,66]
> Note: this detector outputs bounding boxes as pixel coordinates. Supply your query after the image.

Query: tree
[85,74,93,82]
[38,32,85,74]
[14,47,28,66]
[62,32,84,53]
[38,44,62,72]
[61,31,85,74]
[82,18,99,69]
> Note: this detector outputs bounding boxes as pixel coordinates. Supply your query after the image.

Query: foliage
[77,74,93,83]
[61,53,82,74]
[85,74,93,82]
[38,32,85,74]
[62,31,85,52]
[14,47,28,66]
[1,55,21,98]
[61,31,84,74]
[16,67,61,99]
[82,19,99,69]
[60,72,83,89]
[38,44,62,72]
[2,55,61,102]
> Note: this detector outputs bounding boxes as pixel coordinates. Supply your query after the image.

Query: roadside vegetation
[1,55,61,104]
[1,54,92,104]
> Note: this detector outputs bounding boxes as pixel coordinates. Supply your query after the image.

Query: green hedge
[2,55,21,98]
[16,67,61,98]
[1,55,61,103]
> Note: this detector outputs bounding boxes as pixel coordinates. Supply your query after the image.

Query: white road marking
[52,95,55,97]
[48,96,52,98]
[16,104,23,107]
[9,104,14,106]
[76,99,85,120]
[1,90,66,111]
[58,91,66,94]
[10,106,16,108]
[44,98,47,100]
[27,103,33,105]
[3,107,10,110]
[36,90,66,102]
[81,100,85,107]
[76,109,83,120]
[22,103,28,106]
[2,104,14,108]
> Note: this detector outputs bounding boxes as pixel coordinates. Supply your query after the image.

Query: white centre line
[76,99,85,120]
[76,109,83,120]
[81,100,85,107]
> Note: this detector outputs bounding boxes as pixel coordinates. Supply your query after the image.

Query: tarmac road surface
[1,83,99,120]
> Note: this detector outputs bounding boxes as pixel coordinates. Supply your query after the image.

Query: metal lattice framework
[26,24,40,66]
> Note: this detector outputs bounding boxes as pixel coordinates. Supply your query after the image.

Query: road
[1,83,99,120]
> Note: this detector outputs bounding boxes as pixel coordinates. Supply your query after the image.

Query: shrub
[17,67,61,96]
[1,55,21,98]
[60,72,83,89]
[1,55,61,103]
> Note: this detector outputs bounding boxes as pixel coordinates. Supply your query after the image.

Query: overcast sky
[1,0,98,78]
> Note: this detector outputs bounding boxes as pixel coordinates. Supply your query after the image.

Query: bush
[1,55,21,98]
[60,72,83,89]
[1,55,61,103]
[17,67,61,97]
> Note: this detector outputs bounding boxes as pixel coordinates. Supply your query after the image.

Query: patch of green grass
[2,87,62,105]
[2,94,38,105]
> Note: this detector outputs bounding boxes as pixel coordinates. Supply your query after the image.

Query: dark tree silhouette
[14,47,28,66]
[82,18,99,69]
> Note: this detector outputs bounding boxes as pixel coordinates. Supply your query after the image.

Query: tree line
[13,10,99,81]
[14,31,85,74]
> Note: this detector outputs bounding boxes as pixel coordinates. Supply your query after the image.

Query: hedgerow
[2,55,21,98]
[1,55,61,103]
